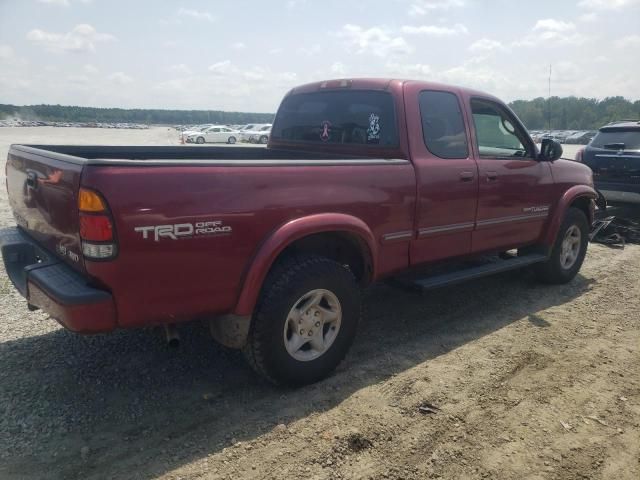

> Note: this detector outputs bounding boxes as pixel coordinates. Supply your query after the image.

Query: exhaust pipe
[163,324,180,348]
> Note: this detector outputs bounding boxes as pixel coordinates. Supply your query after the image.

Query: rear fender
[543,185,597,246]
[233,213,377,316]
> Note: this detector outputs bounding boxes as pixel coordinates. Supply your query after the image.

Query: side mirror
[539,138,563,161]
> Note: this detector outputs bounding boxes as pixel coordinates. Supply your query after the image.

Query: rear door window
[271,90,398,146]
[590,129,640,149]
[419,90,468,158]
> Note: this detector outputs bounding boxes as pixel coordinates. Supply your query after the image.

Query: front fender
[543,185,597,246]
[233,213,378,316]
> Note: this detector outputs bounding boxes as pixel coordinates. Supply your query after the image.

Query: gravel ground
[0,128,638,480]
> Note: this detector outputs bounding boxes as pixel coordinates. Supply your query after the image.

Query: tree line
[0,104,274,125]
[509,96,640,131]
[2,96,639,130]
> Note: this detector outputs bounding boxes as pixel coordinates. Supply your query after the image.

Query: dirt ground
[0,128,638,480]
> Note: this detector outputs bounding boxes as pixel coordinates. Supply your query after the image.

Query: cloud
[168,64,192,75]
[330,62,347,76]
[533,19,576,32]
[177,8,215,22]
[401,24,468,36]
[337,24,413,57]
[108,72,133,84]
[231,42,246,50]
[27,24,115,53]
[514,19,586,47]
[37,0,93,5]
[208,60,234,75]
[578,0,640,9]
[408,0,464,15]
[579,12,597,22]
[385,62,432,79]
[468,38,505,52]
[0,45,15,59]
[83,63,98,74]
[269,47,283,55]
[615,34,640,47]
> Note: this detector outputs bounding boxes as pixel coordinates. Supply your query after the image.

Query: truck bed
[11,144,402,165]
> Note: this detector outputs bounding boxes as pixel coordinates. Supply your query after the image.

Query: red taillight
[575,148,584,162]
[80,214,113,241]
[78,187,117,259]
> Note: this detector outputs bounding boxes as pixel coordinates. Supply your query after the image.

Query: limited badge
[320,120,331,142]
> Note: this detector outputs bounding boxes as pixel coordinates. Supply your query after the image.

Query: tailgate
[6,146,86,273]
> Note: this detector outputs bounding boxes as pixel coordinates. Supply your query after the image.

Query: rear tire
[534,207,589,284]
[243,255,360,386]
[228,136,236,144]
[259,135,268,144]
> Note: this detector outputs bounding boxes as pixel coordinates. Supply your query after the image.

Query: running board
[408,253,548,292]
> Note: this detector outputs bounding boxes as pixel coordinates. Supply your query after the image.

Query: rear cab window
[419,90,468,158]
[271,90,398,147]
[590,129,640,150]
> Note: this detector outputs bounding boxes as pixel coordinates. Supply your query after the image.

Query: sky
[0,0,639,113]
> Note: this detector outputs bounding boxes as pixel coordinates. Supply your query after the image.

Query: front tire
[196,136,205,144]
[228,136,236,144]
[243,255,360,386]
[259,135,268,144]
[534,207,589,284]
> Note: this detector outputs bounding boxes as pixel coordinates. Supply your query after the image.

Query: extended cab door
[404,85,479,264]
[466,97,554,253]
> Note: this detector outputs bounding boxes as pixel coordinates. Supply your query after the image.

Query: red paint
[5,79,596,333]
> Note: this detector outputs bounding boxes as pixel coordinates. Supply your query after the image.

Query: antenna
[547,64,552,130]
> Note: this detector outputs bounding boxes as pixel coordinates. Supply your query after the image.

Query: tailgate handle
[26,171,38,190]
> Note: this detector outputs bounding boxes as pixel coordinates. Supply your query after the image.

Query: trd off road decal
[367,113,380,142]
[134,220,232,242]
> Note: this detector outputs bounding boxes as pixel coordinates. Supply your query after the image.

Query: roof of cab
[286,78,500,102]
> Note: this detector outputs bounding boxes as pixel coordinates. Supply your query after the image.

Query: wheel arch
[542,185,596,246]
[233,213,377,316]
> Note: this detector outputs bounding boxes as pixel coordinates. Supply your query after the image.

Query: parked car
[565,130,597,145]
[247,125,272,144]
[576,120,640,204]
[1,78,596,386]
[240,123,271,142]
[186,125,239,144]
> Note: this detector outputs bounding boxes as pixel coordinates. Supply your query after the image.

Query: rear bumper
[596,181,640,205]
[0,227,117,333]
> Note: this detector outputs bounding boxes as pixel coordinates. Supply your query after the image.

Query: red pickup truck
[1,79,596,385]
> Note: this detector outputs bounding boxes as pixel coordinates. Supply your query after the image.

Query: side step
[407,253,548,292]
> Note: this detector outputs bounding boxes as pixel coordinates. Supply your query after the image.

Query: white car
[180,125,213,141]
[247,125,272,144]
[240,123,272,142]
[186,125,239,144]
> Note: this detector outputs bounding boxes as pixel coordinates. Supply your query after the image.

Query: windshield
[591,129,640,149]
[271,90,398,147]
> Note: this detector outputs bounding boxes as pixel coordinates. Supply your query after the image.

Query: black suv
[577,120,640,204]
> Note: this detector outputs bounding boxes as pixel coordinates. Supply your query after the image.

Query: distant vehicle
[565,131,596,145]
[247,125,272,144]
[186,125,239,144]
[576,120,640,204]
[240,124,271,142]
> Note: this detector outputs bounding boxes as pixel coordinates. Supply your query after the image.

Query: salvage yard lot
[0,127,638,480]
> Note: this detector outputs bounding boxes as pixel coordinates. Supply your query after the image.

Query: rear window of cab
[271,90,398,147]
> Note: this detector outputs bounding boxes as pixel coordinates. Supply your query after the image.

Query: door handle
[459,171,474,182]
[486,171,498,182]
